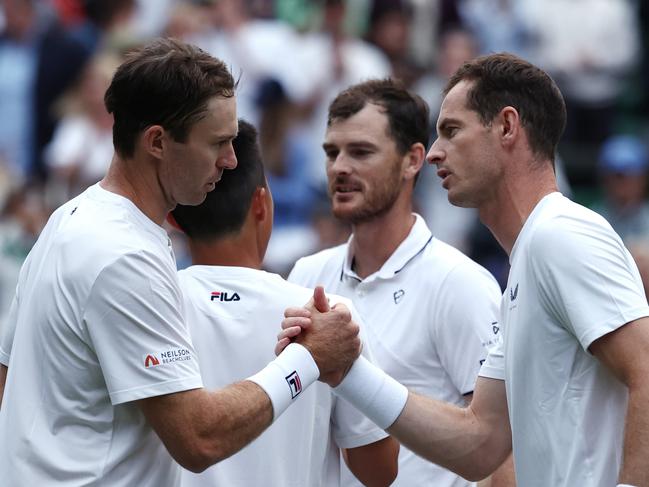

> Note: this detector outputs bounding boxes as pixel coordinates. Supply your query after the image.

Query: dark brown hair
[104,37,235,158]
[445,52,566,162]
[327,78,430,155]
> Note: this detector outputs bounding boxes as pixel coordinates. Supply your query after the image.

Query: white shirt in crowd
[289,214,502,487]
[480,192,649,486]
[0,183,202,486]
[178,265,387,487]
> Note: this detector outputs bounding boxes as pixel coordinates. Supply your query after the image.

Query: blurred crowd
[1,0,648,329]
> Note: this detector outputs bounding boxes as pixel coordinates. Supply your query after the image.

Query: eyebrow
[322,141,378,151]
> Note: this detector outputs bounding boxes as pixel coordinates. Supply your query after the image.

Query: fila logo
[144,354,160,368]
[492,321,500,335]
[509,283,519,302]
[210,291,241,302]
[393,289,405,304]
[286,371,303,399]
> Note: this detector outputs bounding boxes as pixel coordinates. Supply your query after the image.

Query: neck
[101,154,170,226]
[350,197,415,279]
[188,228,263,270]
[479,163,559,255]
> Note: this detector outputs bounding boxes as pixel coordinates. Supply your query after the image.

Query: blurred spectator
[366,0,421,87]
[0,0,90,184]
[0,183,48,333]
[44,50,119,205]
[458,0,532,57]
[189,0,308,125]
[592,135,649,243]
[256,79,316,228]
[523,0,640,186]
[255,79,320,275]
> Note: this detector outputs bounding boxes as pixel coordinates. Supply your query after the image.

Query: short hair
[445,52,566,162]
[171,120,266,241]
[327,78,430,154]
[104,37,235,158]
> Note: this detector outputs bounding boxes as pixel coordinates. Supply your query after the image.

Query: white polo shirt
[289,214,502,487]
[480,193,649,486]
[177,265,388,487]
[0,184,203,486]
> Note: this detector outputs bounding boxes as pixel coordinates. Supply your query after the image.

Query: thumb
[313,285,330,313]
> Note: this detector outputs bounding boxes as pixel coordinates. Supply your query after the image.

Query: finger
[284,307,311,319]
[281,316,312,330]
[275,337,291,356]
[277,326,302,341]
[312,285,330,313]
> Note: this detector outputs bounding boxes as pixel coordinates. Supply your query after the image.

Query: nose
[328,153,351,176]
[426,138,445,166]
[218,141,237,170]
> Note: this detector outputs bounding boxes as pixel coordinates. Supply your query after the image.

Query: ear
[403,142,426,181]
[251,186,269,223]
[498,106,520,150]
[141,125,165,159]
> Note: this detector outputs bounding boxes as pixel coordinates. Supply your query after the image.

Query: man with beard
[288,79,512,486]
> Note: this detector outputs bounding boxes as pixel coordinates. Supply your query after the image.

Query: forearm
[388,393,504,481]
[140,382,272,473]
[344,436,399,487]
[618,382,649,485]
[189,381,273,464]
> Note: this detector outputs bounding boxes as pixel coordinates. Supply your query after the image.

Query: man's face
[323,103,406,224]
[426,80,502,209]
[162,96,238,207]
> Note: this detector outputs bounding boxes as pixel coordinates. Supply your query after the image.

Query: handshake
[275,285,361,387]
[249,285,407,432]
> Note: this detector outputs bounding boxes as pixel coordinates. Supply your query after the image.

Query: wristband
[334,355,408,429]
[247,343,319,420]
[617,484,638,487]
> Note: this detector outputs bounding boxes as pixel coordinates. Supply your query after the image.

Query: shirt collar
[342,213,433,282]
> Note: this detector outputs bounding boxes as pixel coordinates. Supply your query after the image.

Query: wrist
[334,355,408,429]
[247,343,319,420]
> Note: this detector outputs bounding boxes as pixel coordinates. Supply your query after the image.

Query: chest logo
[492,321,500,335]
[509,283,519,302]
[393,289,405,304]
[210,291,241,302]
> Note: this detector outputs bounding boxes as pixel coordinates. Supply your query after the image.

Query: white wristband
[334,355,408,429]
[617,484,638,487]
[247,343,320,421]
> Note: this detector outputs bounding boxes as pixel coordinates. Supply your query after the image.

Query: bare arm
[138,381,272,473]
[343,436,400,487]
[388,376,511,481]
[463,393,516,487]
[0,364,6,409]
[589,316,649,486]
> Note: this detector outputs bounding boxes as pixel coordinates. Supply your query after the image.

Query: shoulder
[289,244,347,280]
[529,200,623,268]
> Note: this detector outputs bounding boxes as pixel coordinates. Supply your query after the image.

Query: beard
[329,164,402,224]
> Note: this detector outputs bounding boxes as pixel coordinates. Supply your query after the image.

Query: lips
[436,168,452,189]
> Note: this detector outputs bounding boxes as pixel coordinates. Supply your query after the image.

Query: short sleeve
[84,251,202,405]
[433,262,503,395]
[530,215,649,350]
[478,337,505,381]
